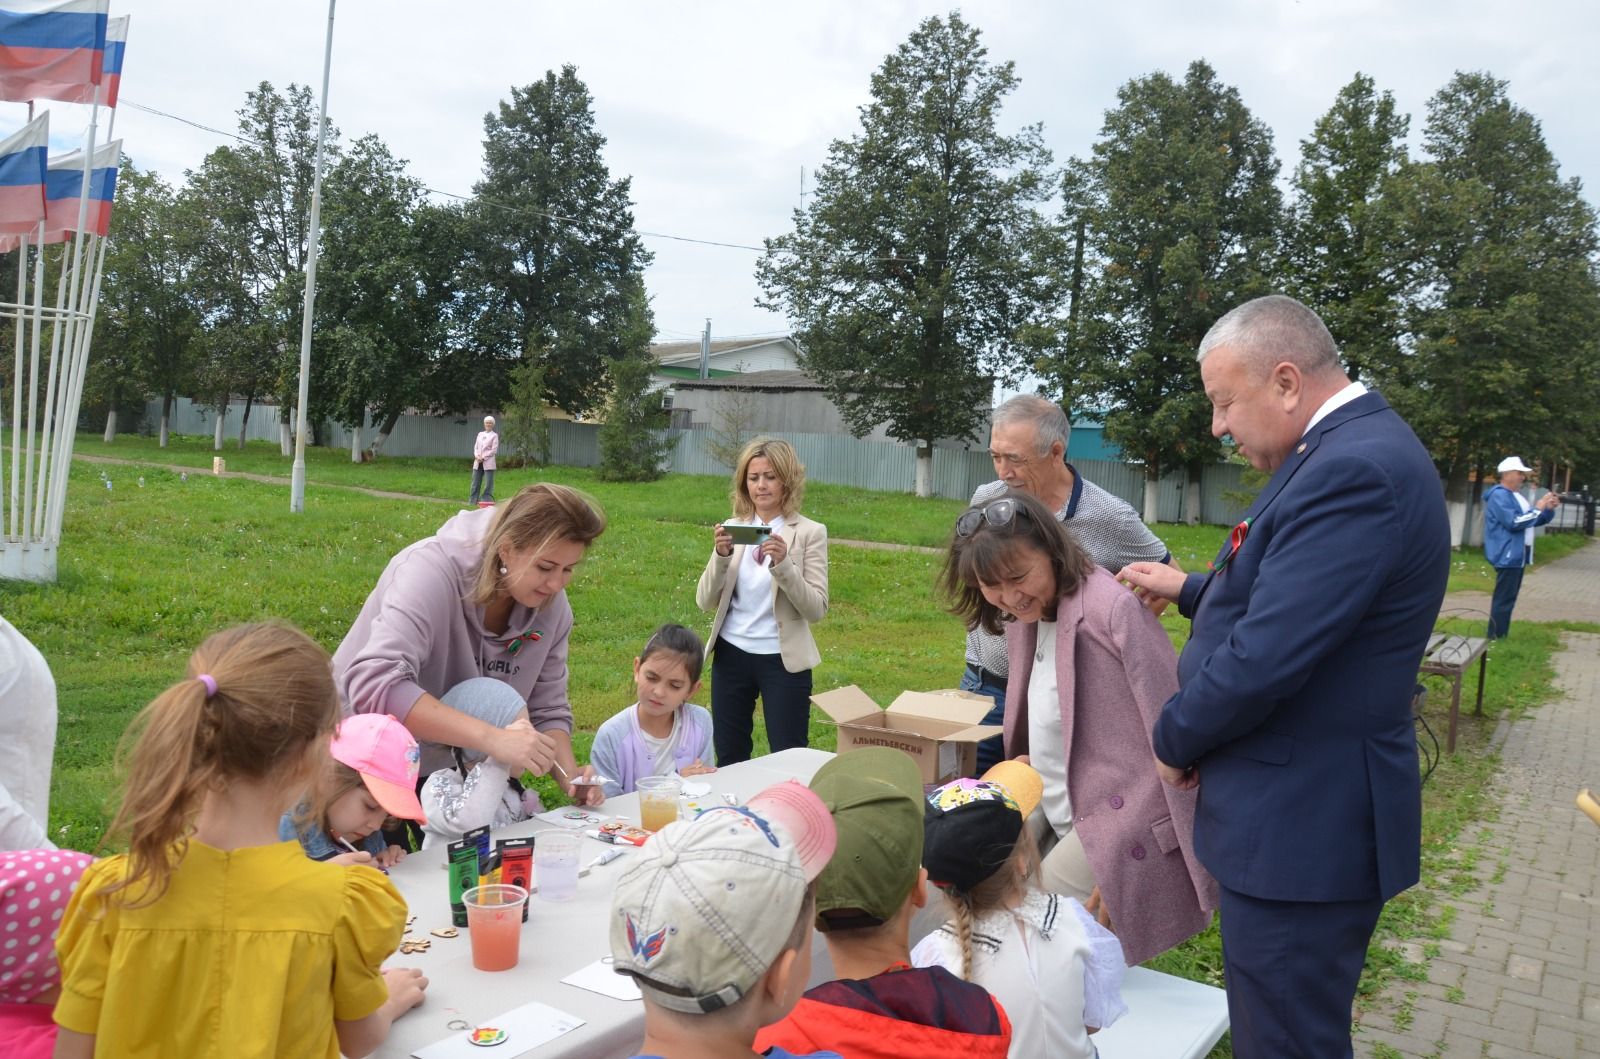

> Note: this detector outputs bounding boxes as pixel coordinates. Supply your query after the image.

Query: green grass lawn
[3,436,1577,1059]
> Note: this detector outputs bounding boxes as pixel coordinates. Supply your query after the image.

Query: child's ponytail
[99,622,340,906]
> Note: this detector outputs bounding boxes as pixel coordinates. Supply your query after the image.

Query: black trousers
[710,637,813,766]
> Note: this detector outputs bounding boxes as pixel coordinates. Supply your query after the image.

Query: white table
[375,748,834,1059]
[374,746,1227,1059]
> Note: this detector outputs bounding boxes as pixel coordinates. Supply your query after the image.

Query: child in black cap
[914,761,1127,1059]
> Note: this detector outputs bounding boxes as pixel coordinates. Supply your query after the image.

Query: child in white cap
[609,781,840,1059]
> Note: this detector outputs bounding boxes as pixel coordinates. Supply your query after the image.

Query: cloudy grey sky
[8,1,1597,346]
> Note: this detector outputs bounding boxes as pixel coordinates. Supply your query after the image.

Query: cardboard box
[812,685,1003,785]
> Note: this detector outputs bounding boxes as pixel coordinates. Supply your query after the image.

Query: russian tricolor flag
[0,113,48,236]
[43,137,118,241]
[0,0,109,105]
[97,12,122,107]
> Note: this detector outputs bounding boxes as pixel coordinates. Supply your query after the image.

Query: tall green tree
[464,67,652,416]
[87,163,200,444]
[1282,74,1410,385]
[755,12,1063,496]
[596,282,669,481]
[1386,71,1600,530]
[316,135,453,457]
[1049,59,1281,521]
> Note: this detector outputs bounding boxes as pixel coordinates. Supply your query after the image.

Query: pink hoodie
[473,429,499,470]
[333,507,573,766]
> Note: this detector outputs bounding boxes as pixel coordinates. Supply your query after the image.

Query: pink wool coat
[1004,567,1218,965]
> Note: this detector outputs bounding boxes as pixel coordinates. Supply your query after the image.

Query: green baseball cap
[809,747,926,930]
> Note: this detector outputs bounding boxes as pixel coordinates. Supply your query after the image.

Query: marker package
[497,837,534,922]
[447,839,478,928]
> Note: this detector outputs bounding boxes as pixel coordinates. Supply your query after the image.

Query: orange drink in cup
[463,884,528,971]
[637,776,683,832]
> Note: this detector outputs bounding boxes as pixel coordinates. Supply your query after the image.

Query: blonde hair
[315,760,372,837]
[730,437,805,520]
[940,829,1039,981]
[471,483,607,605]
[101,622,340,907]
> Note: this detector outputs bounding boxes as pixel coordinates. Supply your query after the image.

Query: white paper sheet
[678,780,712,797]
[535,806,611,830]
[411,1000,585,1058]
[560,957,643,1001]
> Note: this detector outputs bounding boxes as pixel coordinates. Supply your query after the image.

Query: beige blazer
[695,514,829,673]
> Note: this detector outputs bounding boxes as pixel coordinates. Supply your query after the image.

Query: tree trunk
[1142,463,1162,525]
[1441,447,1471,549]
[279,415,292,456]
[1183,463,1202,525]
[237,394,254,449]
[350,419,363,463]
[914,442,933,498]
[159,392,172,448]
[102,408,116,443]
[212,403,226,451]
[370,409,402,458]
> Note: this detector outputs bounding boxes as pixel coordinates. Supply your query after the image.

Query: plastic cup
[463,884,528,971]
[637,776,683,832]
[535,831,581,903]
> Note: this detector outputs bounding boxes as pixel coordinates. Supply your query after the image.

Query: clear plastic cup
[463,884,529,971]
[535,831,582,902]
[636,776,683,832]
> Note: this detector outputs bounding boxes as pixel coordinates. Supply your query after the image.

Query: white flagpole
[49,228,111,533]
[19,221,47,544]
[291,0,337,514]
[6,236,25,541]
[30,241,73,538]
[289,0,336,515]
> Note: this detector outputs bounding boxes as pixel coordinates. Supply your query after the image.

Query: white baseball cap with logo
[1497,456,1533,475]
[608,782,836,1013]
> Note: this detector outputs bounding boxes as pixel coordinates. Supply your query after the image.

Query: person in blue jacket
[1483,456,1561,638]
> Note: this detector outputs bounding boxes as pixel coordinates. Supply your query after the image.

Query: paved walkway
[1357,540,1600,1058]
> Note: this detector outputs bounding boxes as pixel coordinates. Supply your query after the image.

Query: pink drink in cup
[463,884,528,971]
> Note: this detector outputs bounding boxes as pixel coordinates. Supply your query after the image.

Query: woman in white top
[695,437,829,764]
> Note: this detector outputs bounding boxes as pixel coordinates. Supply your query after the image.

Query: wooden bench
[1419,633,1489,753]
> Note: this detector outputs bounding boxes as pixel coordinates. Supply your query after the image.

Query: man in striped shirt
[959,395,1181,773]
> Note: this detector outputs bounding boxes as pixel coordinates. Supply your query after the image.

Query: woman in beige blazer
[696,437,829,764]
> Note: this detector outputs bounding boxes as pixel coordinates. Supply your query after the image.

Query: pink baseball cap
[330,714,426,822]
[746,780,838,882]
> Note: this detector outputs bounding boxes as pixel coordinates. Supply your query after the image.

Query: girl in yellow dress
[52,623,428,1059]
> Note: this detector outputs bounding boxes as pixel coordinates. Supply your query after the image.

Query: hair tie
[197,674,217,698]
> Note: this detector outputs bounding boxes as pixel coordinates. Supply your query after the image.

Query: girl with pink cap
[281,713,427,869]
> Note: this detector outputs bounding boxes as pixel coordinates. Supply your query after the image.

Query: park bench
[1418,633,1489,753]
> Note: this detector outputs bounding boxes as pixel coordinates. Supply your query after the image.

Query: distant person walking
[469,416,499,505]
[1483,456,1560,639]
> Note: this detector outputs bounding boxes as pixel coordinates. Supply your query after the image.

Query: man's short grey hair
[992,394,1070,456]
[1197,295,1344,379]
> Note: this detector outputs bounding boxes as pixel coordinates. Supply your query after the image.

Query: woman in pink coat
[941,489,1216,965]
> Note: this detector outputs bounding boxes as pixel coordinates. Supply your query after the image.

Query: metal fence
[143,396,1253,525]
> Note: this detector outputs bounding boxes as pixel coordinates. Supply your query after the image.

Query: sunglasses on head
[955,498,1032,538]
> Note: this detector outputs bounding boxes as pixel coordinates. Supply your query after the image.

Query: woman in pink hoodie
[469,415,499,505]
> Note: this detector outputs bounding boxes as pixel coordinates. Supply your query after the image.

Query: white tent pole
[291,0,337,514]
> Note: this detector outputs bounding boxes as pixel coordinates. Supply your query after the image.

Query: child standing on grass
[588,624,716,799]
[51,623,428,1059]
[281,713,425,869]
[912,762,1126,1059]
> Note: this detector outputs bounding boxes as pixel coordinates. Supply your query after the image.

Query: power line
[116,95,927,265]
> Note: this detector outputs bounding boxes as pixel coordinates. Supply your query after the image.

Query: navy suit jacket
[1152,391,1450,903]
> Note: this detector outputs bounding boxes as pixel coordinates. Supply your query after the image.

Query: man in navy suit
[1121,295,1450,1058]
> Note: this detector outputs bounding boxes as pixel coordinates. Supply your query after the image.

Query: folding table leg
[1447,674,1462,754]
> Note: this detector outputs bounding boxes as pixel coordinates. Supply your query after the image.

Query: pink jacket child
[0,849,94,1059]
[1004,567,1218,966]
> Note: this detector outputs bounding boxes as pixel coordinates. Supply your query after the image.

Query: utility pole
[698,319,711,380]
[290,0,337,513]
